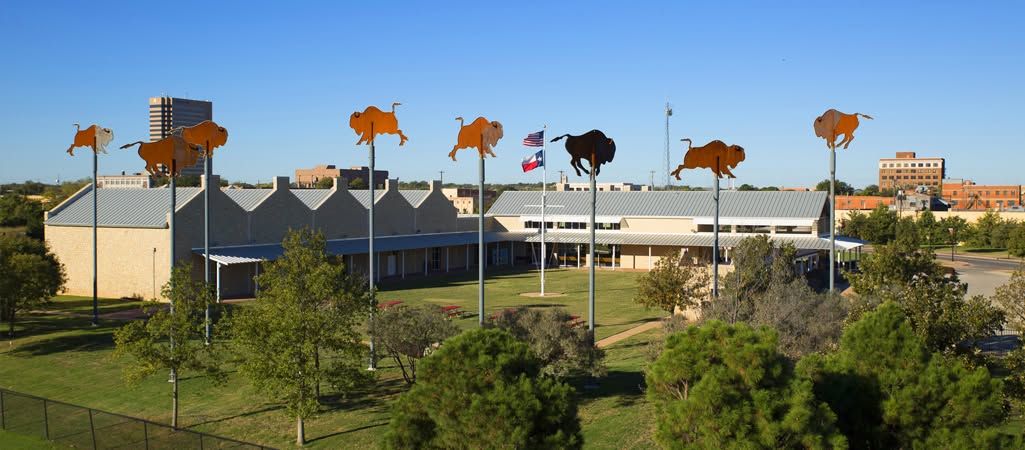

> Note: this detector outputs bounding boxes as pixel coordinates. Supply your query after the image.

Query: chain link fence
[0,388,275,449]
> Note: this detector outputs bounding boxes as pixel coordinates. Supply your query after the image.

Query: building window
[431,248,441,270]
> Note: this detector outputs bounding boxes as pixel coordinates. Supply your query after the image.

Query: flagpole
[540,125,547,296]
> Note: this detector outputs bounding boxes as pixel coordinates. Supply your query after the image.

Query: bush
[798,303,1014,449]
[646,321,846,449]
[489,307,605,378]
[634,255,709,314]
[376,305,459,384]
[384,328,582,449]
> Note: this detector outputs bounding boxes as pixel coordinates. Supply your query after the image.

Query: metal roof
[45,186,202,228]
[349,190,388,208]
[195,231,532,265]
[487,191,828,219]
[521,230,863,251]
[223,189,272,211]
[292,189,333,209]
[400,190,430,207]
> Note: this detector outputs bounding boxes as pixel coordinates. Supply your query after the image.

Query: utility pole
[664,102,673,189]
[439,170,444,185]
[649,170,655,190]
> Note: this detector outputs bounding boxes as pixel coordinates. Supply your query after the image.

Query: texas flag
[521,150,544,172]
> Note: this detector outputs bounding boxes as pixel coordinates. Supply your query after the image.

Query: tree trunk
[314,348,320,398]
[171,368,179,428]
[296,416,305,446]
[7,313,14,338]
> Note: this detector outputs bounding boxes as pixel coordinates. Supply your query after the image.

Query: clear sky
[1,1,1022,189]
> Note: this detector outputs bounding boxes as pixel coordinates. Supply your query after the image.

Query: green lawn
[1,269,661,449]
[377,267,660,341]
[0,430,61,450]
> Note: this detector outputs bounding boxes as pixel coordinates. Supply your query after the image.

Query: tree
[737,183,757,191]
[860,204,896,244]
[749,279,848,358]
[113,263,222,428]
[993,267,1025,332]
[384,328,583,449]
[916,210,938,246]
[720,235,797,304]
[646,321,847,449]
[969,210,1005,248]
[348,177,367,190]
[838,210,868,239]
[376,304,459,384]
[797,303,1014,449]
[315,177,334,189]
[1008,223,1025,258]
[858,184,880,196]
[490,307,606,378]
[847,241,1003,358]
[634,255,710,314]
[846,240,943,301]
[227,229,372,445]
[41,178,89,206]
[0,235,65,336]
[815,179,854,195]
[0,194,45,239]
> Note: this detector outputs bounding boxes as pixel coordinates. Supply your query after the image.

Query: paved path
[596,320,663,348]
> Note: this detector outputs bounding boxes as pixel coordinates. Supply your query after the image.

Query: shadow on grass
[571,369,646,408]
[185,404,285,429]
[9,326,115,356]
[320,377,408,414]
[306,421,389,444]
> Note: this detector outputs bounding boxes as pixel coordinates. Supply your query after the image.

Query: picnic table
[567,315,585,328]
[440,305,463,318]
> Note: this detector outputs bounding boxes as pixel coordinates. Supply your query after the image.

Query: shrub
[376,304,459,384]
[384,328,582,449]
[490,307,605,378]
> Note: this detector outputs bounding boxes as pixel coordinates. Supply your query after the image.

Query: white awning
[692,217,816,227]
[521,215,622,223]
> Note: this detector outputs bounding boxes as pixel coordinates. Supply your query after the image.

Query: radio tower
[664,102,673,189]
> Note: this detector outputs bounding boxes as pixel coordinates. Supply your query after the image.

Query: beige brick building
[878,151,945,191]
[46,184,861,301]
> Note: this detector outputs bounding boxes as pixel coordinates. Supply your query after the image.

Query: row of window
[882,175,939,180]
[881,161,941,168]
[524,221,622,230]
[950,190,1019,197]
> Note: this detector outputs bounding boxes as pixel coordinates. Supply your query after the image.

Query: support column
[401,251,405,279]
[215,263,221,303]
[648,246,652,271]
[446,247,450,273]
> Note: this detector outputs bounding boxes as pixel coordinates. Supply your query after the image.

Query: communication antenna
[664,102,673,189]
[649,170,655,190]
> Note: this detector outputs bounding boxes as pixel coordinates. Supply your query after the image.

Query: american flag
[522,130,544,147]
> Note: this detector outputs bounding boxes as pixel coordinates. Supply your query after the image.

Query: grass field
[0,269,662,448]
[376,267,661,340]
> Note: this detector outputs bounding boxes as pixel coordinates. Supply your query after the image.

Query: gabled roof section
[45,186,202,228]
[292,189,334,209]
[486,191,829,219]
[349,190,387,208]
[223,189,272,211]
[400,190,430,207]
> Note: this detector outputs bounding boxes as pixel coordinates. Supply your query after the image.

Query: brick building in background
[294,165,388,188]
[878,152,945,191]
[442,188,496,214]
[941,178,1022,211]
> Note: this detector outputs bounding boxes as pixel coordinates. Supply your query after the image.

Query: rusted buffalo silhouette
[120,135,201,177]
[813,109,873,150]
[671,139,745,179]
[350,103,408,146]
[551,130,616,177]
[173,120,228,156]
[66,123,114,155]
[449,117,503,161]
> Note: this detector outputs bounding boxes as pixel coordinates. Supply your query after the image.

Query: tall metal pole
[367,131,377,370]
[91,140,98,326]
[203,144,211,344]
[588,154,596,341]
[712,157,720,299]
[540,125,547,296]
[664,102,672,189]
[829,147,836,292]
[478,152,486,325]
[168,160,178,396]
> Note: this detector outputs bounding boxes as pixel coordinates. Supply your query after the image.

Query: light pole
[949,227,956,261]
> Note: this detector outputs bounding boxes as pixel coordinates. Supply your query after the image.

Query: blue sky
[1,1,1022,188]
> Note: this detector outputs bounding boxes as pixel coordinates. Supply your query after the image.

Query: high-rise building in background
[877,151,945,191]
[149,96,213,176]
